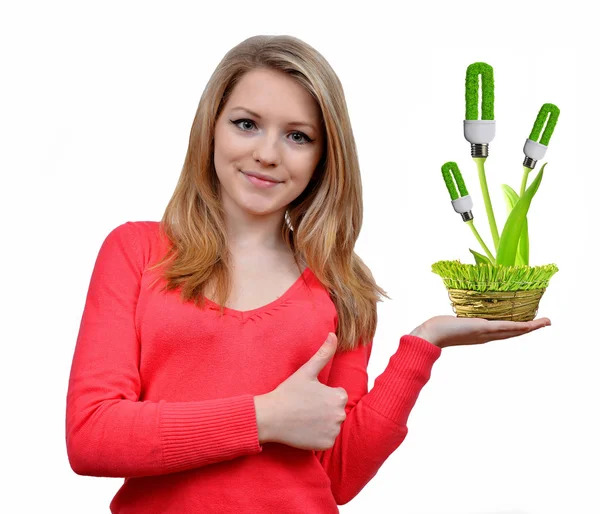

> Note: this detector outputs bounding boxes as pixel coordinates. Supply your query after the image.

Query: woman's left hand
[410,315,551,349]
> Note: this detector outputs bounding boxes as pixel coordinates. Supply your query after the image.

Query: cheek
[290,144,321,168]
[293,149,322,180]
[213,127,231,162]
[214,122,240,155]
[216,135,254,171]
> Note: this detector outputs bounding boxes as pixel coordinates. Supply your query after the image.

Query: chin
[238,196,286,216]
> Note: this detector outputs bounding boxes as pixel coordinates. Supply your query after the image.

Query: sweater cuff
[159,394,263,472]
[362,335,442,426]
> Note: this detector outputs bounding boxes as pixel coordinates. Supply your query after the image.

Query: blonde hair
[148,34,391,353]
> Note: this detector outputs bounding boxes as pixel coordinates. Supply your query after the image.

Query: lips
[241,170,281,183]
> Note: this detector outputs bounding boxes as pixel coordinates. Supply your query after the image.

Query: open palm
[411,315,551,349]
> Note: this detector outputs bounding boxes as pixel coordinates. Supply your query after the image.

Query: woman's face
[213,68,324,220]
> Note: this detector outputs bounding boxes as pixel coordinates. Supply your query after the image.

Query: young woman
[65,34,550,513]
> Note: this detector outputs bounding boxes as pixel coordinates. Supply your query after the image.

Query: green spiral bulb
[465,62,495,121]
[529,103,560,146]
[441,161,469,200]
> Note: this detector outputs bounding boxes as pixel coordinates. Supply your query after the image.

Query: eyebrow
[230,106,318,132]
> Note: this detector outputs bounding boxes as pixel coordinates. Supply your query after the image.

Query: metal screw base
[523,156,537,169]
[461,211,474,222]
[471,143,489,158]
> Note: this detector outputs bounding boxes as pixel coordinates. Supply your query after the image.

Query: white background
[2,1,598,513]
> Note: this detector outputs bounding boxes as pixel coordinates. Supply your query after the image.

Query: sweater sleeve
[65,222,263,478]
[315,334,442,505]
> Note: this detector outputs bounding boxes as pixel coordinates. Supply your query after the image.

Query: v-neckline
[202,267,314,320]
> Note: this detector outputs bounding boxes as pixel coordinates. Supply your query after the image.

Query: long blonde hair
[148,34,391,353]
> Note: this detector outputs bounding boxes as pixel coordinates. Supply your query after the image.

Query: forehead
[225,68,321,124]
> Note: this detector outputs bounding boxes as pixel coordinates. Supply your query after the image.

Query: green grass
[431,260,558,292]
[529,103,560,145]
[465,62,494,120]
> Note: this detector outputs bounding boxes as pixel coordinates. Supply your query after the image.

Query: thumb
[299,333,337,378]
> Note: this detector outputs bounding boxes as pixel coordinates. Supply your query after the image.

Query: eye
[289,131,312,145]
[230,119,313,145]
[230,119,256,132]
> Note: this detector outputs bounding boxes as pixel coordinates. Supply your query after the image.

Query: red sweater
[65,221,442,513]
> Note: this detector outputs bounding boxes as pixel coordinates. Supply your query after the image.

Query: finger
[299,333,338,377]
[487,318,550,332]
[526,317,551,329]
[485,323,550,342]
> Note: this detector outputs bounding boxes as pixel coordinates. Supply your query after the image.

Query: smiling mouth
[239,171,284,189]
[240,170,282,183]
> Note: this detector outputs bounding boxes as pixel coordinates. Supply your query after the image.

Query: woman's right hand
[254,332,348,451]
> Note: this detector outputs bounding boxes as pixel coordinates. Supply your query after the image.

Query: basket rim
[431,259,558,271]
[431,259,558,292]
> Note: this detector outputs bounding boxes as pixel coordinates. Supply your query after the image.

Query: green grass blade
[496,163,546,266]
[500,184,529,266]
[470,248,492,265]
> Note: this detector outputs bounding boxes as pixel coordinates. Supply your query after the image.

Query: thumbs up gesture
[255,333,349,451]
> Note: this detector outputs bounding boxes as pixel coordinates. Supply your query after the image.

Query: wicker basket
[446,288,545,321]
[431,260,558,321]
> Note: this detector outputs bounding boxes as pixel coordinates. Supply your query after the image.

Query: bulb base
[471,143,488,158]
[461,211,474,222]
[523,156,537,169]
[452,195,473,214]
[523,139,547,168]
[464,119,496,145]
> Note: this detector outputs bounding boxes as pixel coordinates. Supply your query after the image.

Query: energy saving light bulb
[442,161,473,221]
[464,62,495,158]
[523,103,560,169]
[441,161,495,263]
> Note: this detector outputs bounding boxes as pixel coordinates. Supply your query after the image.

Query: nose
[252,133,281,167]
